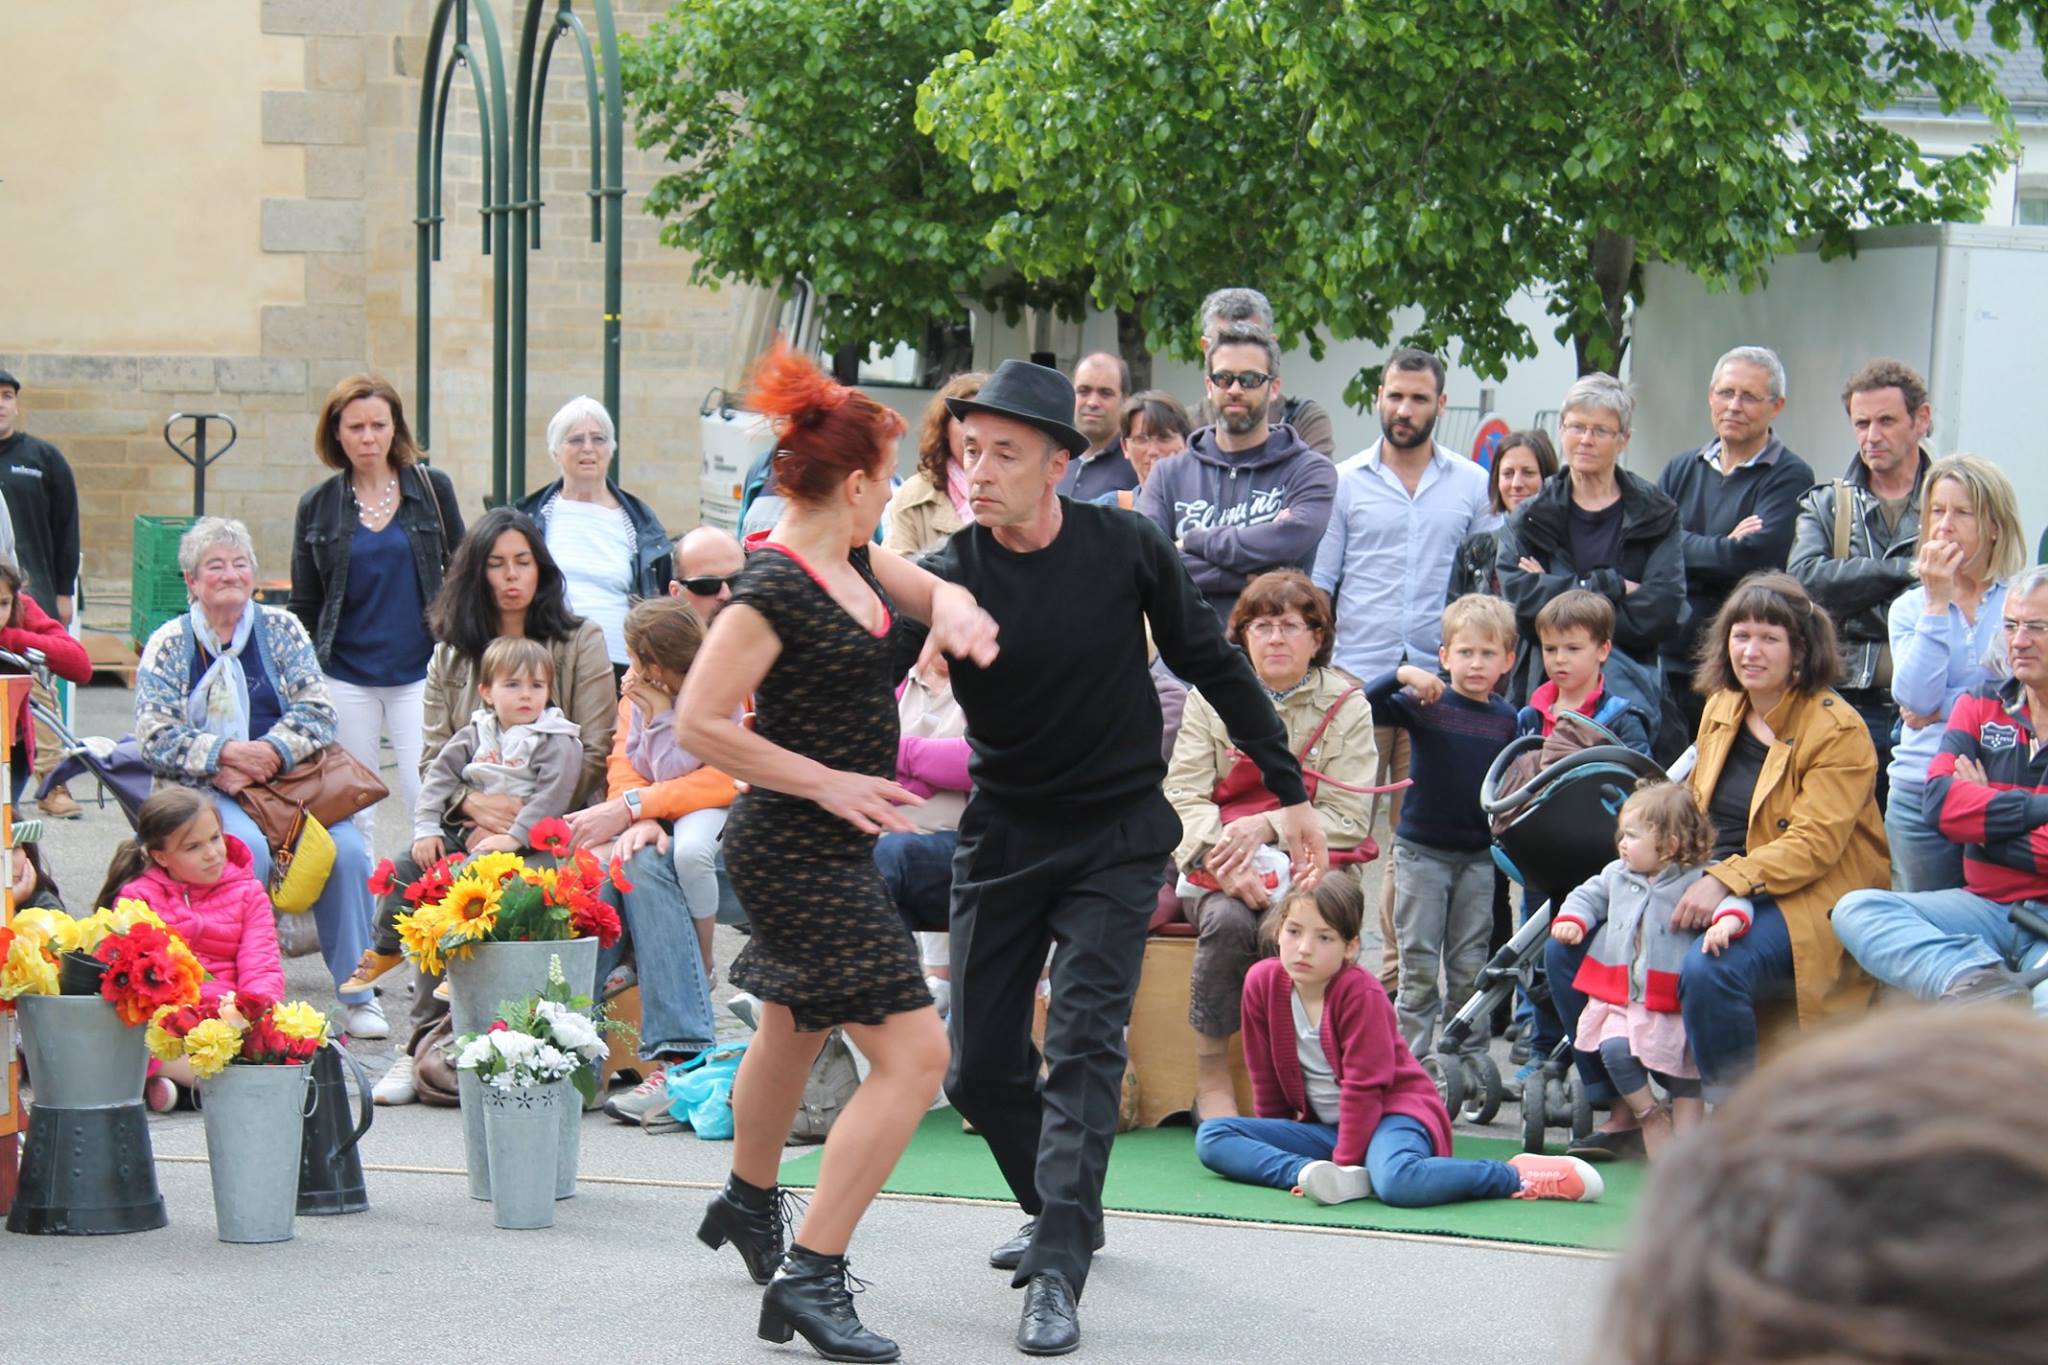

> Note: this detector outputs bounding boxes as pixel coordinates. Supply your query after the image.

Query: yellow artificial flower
[395,905,450,976]
[270,1000,328,1043]
[522,866,560,901]
[145,1005,184,1062]
[182,1017,243,1079]
[439,880,502,947]
[106,898,167,933]
[463,850,525,889]
[0,933,59,1000]
[9,907,79,955]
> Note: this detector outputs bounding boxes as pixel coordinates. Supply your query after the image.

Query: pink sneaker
[145,1076,179,1113]
[1507,1152,1604,1202]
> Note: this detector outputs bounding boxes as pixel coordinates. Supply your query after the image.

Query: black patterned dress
[723,544,931,1032]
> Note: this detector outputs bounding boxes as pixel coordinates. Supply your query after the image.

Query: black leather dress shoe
[989,1218,1106,1271]
[1016,1271,1080,1356]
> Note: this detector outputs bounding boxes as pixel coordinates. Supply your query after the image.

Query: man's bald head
[671,525,746,622]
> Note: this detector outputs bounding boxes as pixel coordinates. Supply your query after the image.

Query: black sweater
[0,432,79,616]
[1655,437,1815,668]
[920,498,1307,815]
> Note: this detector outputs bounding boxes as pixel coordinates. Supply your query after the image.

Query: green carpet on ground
[780,1109,1641,1251]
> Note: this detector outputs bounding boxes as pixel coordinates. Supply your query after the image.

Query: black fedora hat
[944,359,1089,456]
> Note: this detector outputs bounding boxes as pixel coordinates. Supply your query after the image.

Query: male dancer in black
[918,360,1328,1355]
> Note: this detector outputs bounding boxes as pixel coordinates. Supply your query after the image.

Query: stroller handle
[0,646,47,675]
[1480,721,1663,820]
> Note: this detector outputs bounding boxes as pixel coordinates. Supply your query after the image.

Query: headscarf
[186,598,258,742]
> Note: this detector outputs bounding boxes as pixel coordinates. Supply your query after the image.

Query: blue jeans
[1833,886,2048,1008]
[215,794,374,1006]
[1541,930,1608,1101]
[1884,782,1965,893]
[1676,901,1795,1101]
[599,844,716,1060]
[1195,1113,1521,1206]
[875,829,957,936]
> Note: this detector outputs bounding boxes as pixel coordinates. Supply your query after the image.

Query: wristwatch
[622,789,644,819]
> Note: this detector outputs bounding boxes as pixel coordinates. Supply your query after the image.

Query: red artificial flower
[607,856,634,895]
[368,859,397,896]
[488,1019,508,1032]
[570,898,623,949]
[529,817,572,858]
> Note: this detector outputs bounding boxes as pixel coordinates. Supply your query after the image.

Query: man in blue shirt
[1312,347,1496,987]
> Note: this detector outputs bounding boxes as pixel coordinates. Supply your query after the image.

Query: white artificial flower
[490,1029,542,1062]
[455,1036,495,1071]
[549,1011,601,1055]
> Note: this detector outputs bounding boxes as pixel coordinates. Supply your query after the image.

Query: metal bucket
[446,937,596,1201]
[198,1063,314,1243]
[6,994,167,1235]
[480,1080,563,1230]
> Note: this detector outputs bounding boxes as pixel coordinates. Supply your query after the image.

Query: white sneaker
[727,991,761,1031]
[1297,1160,1373,1205]
[372,1054,417,1106]
[346,998,390,1040]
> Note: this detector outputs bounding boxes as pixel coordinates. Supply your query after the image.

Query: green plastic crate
[131,515,197,648]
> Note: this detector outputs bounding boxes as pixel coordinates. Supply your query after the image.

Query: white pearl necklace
[354,476,399,527]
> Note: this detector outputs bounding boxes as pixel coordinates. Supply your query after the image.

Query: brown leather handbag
[235,743,389,851]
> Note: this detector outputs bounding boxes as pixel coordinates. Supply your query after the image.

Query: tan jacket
[422,619,617,807]
[1165,665,1376,872]
[1687,687,1887,1027]
[883,469,966,557]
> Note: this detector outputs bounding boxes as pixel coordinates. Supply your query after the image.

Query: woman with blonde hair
[1884,454,2027,892]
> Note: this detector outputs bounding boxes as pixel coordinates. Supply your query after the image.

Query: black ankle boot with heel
[696,1173,792,1285]
[758,1245,899,1364]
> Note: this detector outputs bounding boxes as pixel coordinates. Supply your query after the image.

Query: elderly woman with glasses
[136,517,384,1035]
[1495,374,1687,744]
[517,396,673,678]
[1164,569,1377,1121]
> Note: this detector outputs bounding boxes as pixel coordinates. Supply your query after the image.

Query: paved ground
[3,677,1613,1365]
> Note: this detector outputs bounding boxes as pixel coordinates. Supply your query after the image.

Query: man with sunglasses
[668,524,746,624]
[1136,323,1335,622]
[1833,565,2048,1010]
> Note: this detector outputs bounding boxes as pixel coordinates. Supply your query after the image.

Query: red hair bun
[745,339,906,504]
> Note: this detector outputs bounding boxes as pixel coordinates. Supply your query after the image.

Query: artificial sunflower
[395,905,453,976]
[464,850,524,888]
[439,879,503,950]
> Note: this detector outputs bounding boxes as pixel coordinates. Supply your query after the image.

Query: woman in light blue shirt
[1885,455,2027,891]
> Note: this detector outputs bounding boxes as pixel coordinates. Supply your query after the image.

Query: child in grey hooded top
[412,636,583,859]
[1551,781,1751,1158]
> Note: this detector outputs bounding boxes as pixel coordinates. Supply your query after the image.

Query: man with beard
[1313,348,1496,989]
[1053,351,1137,500]
[1136,324,1336,622]
[1191,287,1336,457]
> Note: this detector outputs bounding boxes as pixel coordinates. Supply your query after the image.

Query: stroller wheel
[1463,1053,1504,1125]
[1521,1072,1548,1153]
[1567,1069,1594,1142]
[1422,1052,1467,1119]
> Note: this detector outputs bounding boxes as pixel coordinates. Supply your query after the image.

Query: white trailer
[1627,223,2048,548]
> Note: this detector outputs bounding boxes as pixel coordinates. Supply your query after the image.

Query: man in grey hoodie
[1135,324,1337,623]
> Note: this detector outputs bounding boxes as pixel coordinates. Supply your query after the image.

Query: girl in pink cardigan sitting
[96,787,285,1110]
[1196,876,1602,1206]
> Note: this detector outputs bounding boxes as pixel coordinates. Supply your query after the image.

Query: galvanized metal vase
[198,1062,314,1243]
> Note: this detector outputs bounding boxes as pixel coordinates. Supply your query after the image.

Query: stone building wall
[2,0,743,628]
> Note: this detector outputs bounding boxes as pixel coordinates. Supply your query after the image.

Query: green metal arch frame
[416,0,624,507]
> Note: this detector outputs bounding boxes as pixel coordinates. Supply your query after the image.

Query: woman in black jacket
[516,396,673,681]
[1448,429,1557,602]
[290,373,463,841]
[1496,375,1686,754]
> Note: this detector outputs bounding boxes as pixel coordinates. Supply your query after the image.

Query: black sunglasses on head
[678,574,739,595]
[1207,369,1272,391]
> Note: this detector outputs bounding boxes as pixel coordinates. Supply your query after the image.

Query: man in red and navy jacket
[1832,568,2048,1006]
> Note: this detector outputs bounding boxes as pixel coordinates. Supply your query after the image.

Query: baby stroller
[1422,714,1666,1149]
[0,646,152,829]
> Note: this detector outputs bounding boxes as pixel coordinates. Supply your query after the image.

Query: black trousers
[944,790,1179,1298]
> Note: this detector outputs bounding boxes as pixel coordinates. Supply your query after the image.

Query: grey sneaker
[602,1064,677,1126]
[1941,965,2032,1005]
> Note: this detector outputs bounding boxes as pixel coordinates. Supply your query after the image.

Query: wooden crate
[1125,934,1254,1128]
[598,985,648,1092]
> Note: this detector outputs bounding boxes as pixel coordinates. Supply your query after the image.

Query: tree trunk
[1573,230,1637,376]
[1116,304,1153,391]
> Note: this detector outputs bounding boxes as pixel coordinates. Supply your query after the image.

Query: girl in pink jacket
[95,788,285,1108]
[1197,876,1602,1207]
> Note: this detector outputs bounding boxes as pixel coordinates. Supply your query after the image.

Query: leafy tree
[919,0,2047,392]
[620,0,1084,376]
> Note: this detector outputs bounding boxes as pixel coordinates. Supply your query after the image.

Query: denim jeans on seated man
[874,829,958,938]
[1883,781,1967,894]
[1547,897,1797,1105]
[598,843,717,1060]
[215,794,375,1008]
[1832,886,2048,1011]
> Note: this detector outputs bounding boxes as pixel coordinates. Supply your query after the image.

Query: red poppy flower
[529,817,572,857]
[607,857,634,895]
[368,859,397,896]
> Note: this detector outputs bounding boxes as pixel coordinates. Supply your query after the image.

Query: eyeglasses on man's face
[679,574,739,596]
[1208,370,1272,392]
